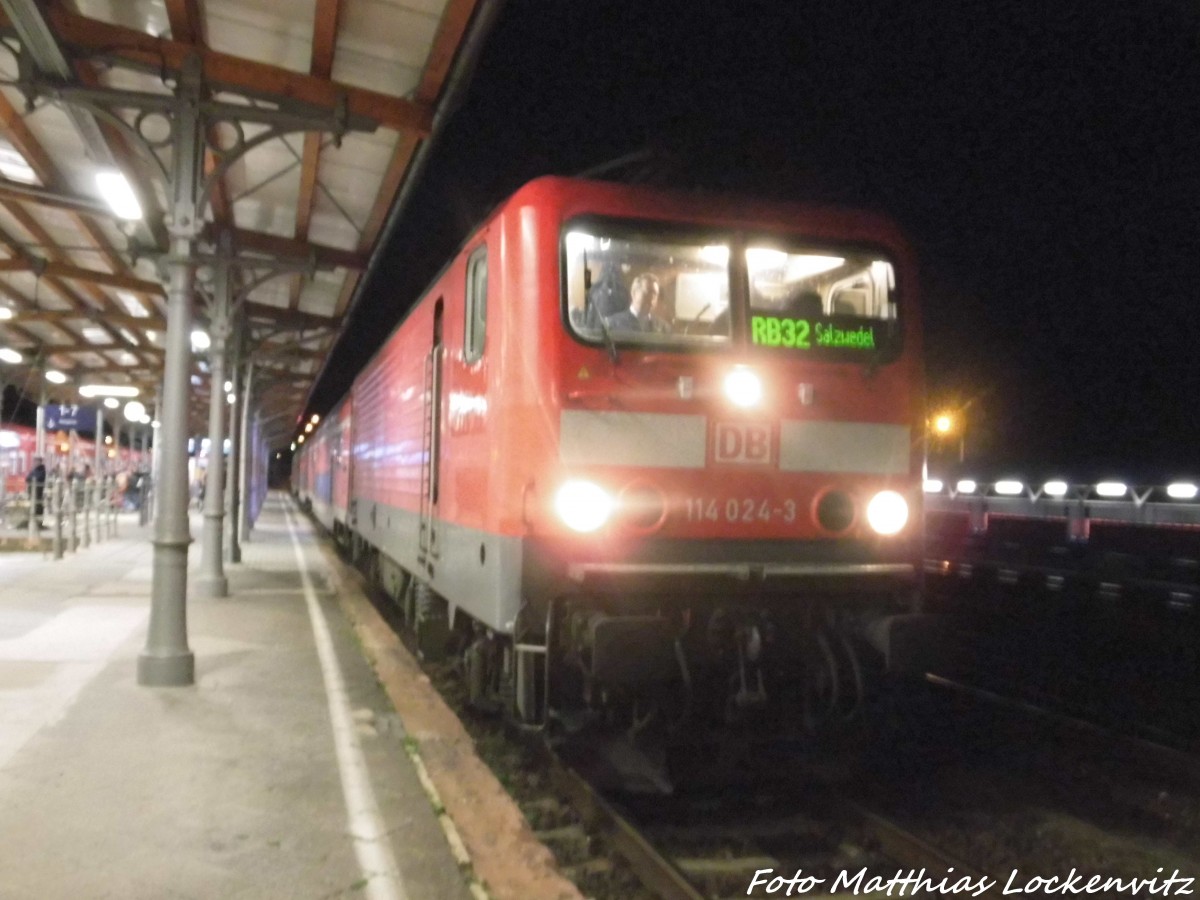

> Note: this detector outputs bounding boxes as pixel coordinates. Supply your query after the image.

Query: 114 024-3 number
[685,497,797,524]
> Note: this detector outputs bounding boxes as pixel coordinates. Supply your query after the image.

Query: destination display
[749,314,878,351]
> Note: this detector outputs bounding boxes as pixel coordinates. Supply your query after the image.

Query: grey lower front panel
[354,499,524,635]
[351,499,919,639]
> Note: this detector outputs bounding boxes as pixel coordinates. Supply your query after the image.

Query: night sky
[315,0,1200,485]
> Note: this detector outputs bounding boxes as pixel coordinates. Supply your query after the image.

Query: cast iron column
[238,362,255,544]
[196,235,232,598]
[226,349,243,563]
[138,56,203,686]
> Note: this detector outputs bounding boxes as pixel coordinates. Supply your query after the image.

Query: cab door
[418,300,444,568]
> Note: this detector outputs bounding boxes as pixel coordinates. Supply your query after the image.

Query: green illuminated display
[750,315,877,350]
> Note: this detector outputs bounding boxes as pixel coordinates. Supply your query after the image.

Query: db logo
[712,422,774,465]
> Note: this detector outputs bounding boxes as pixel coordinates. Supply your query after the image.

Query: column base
[138,650,195,687]
[194,575,229,599]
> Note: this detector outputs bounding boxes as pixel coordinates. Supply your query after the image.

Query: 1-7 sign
[44,404,98,432]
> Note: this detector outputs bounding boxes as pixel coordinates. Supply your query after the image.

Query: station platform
[0,492,580,900]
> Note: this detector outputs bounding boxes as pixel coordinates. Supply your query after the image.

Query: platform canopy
[0,0,489,446]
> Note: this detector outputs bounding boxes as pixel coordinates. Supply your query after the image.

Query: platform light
[554,479,613,533]
[923,478,944,493]
[95,169,142,220]
[310,413,320,424]
[0,347,21,364]
[80,384,139,398]
[723,366,762,408]
[1042,480,1069,497]
[955,479,977,494]
[0,143,37,184]
[297,434,305,444]
[116,290,150,318]
[44,369,67,384]
[123,400,146,422]
[103,397,120,409]
[1095,481,1127,498]
[290,442,296,451]
[1167,482,1198,500]
[866,490,908,535]
[994,480,1024,496]
[304,422,313,433]
[0,306,12,320]
[190,329,211,352]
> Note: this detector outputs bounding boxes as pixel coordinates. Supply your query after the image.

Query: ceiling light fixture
[79,384,140,398]
[0,143,38,185]
[95,169,143,221]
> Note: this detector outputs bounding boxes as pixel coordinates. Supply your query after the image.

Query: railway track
[924,672,1200,787]
[350,549,1198,899]
[531,738,1001,900]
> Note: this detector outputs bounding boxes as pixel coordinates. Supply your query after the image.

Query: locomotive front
[517,188,925,738]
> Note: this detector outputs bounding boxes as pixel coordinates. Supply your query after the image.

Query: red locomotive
[296,175,925,738]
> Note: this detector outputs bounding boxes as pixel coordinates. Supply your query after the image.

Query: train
[0,422,148,496]
[295,175,927,740]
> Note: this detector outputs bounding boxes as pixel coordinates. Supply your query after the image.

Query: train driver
[605,273,668,333]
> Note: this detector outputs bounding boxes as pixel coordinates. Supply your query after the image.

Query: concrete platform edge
[316,541,585,900]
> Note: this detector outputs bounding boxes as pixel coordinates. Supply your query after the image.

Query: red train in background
[0,422,147,496]
[296,175,926,739]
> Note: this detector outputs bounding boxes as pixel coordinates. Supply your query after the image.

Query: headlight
[554,480,613,533]
[866,490,908,535]
[723,367,762,408]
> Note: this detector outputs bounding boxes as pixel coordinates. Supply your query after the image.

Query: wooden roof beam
[329,0,479,318]
[289,0,344,311]
[5,206,145,360]
[14,307,166,331]
[0,85,156,366]
[207,225,367,271]
[0,257,165,298]
[36,7,434,135]
[243,301,338,331]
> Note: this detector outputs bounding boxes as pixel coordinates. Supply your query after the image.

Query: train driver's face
[634,281,659,314]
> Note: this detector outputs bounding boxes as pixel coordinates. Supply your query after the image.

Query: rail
[541,738,999,900]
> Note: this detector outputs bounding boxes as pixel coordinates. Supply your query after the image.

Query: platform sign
[43,404,98,432]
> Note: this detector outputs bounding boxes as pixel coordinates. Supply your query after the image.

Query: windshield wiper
[582,249,619,365]
[683,303,711,335]
[597,310,619,364]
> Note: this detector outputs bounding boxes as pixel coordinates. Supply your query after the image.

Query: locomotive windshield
[564,228,734,348]
[563,222,900,358]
